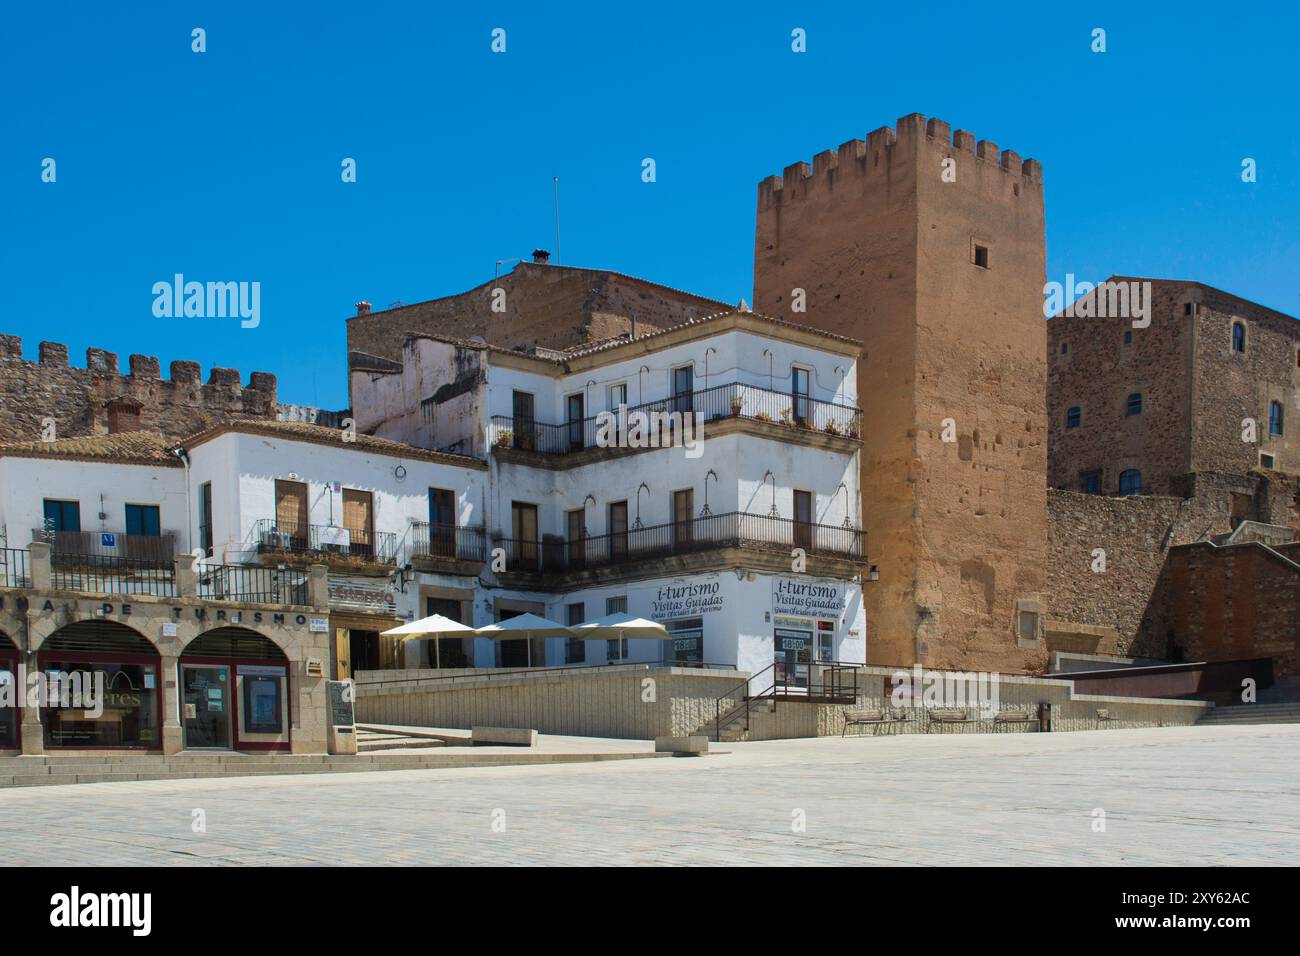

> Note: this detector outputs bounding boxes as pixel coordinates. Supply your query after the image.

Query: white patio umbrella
[571,612,669,641]
[473,613,574,667]
[382,613,475,669]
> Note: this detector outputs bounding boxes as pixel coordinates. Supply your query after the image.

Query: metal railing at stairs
[713,662,859,741]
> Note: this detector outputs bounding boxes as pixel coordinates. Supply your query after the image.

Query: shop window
[665,618,703,663]
[1119,469,1143,497]
[1066,406,1081,429]
[1126,393,1143,416]
[242,672,284,734]
[1269,401,1284,436]
[38,621,160,750]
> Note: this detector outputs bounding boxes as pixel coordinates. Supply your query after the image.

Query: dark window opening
[1081,471,1102,495]
[1119,470,1143,497]
[1232,322,1246,353]
[1126,393,1143,416]
[973,245,989,269]
[1066,406,1081,429]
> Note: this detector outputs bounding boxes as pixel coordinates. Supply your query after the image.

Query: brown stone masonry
[0,335,278,443]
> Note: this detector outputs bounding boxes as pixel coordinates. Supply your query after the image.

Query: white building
[351,309,869,684]
[1,310,867,710]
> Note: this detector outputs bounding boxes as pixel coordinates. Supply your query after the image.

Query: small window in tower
[1066,406,1081,429]
[1081,470,1102,495]
[1126,393,1143,416]
[1260,452,1276,469]
[1124,330,1133,345]
[1184,303,1194,316]
[973,244,989,269]
[1119,469,1143,497]
[1017,610,1039,642]
[1269,401,1284,436]
[1060,342,1069,355]
[1232,321,1246,353]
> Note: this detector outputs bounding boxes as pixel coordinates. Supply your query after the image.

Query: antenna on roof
[553,176,562,265]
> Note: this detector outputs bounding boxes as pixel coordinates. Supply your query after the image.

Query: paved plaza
[2,724,1297,866]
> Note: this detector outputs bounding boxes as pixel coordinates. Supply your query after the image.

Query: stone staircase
[1197,702,1300,726]
[356,726,447,752]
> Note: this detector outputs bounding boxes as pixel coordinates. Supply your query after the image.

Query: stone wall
[355,665,743,740]
[354,664,1208,742]
[0,335,278,444]
[1047,472,1299,654]
[1141,541,1300,676]
[345,261,730,365]
[752,113,1049,674]
[1047,279,1300,495]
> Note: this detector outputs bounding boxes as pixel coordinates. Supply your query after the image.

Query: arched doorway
[37,621,162,750]
[1,630,18,749]
[180,627,290,751]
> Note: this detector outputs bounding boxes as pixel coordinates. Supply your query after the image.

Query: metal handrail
[713,660,860,739]
[253,518,398,564]
[494,510,863,575]
[359,658,739,690]
[491,380,862,454]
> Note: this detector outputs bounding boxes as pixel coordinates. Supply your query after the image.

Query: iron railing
[494,510,863,574]
[0,548,29,589]
[195,563,308,604]
[409,522,489,563]
[491,381,861,455]
[33,529,178,569]
[253,519,398,565]
[359,658,739,689]
[50,555,177,597]
[714,661,859,740]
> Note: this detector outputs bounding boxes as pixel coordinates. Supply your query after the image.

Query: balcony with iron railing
[408,521,489,570]
[32,528,179,570]
[253,519,398,567]
[493,510,864,582]
[490,381,861,457]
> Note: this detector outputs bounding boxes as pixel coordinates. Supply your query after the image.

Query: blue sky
[2,1,1296,410]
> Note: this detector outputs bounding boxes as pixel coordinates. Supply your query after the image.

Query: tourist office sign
[772,577,847,618]
[649,579,724,619]
[0,596,315,629]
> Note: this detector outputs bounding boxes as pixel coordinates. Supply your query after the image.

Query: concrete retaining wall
[355,664,1210,741]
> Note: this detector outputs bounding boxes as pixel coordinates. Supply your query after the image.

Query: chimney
[355,301,372,316]
[532,249,551,264]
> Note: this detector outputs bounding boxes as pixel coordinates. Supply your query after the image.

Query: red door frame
[180,654,291,752]
[0,650,19,750]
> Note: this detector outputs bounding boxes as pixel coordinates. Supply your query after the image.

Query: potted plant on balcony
[823,420,841,437]
[496,429,513,449]
[729,393,745,416]
[753,411,772,423]
[779,407,794,427]
[847,420,861,440]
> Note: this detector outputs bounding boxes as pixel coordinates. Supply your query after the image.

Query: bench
[926,709,975,733]
[1096,708,1116,729]
[992,710,1036,732]
[842,709,911,737]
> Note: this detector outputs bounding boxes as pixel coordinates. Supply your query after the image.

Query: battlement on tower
[757,113,1042,209]
[0,333,279,444]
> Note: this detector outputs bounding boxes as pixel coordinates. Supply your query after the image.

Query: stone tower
[753,113,1049,673]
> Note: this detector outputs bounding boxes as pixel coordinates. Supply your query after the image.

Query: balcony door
[672,366,694,415]
[566,393,585,451]
[793,489,813,553]
[512,390,535,451]
[672,489,694,550]
[609,501,629,561]
[511,502,539,569]
[792,367,811,426]
[274,480,309,550]
[566,508,586,569]
[342,489,375,558]
[428,488,456,557]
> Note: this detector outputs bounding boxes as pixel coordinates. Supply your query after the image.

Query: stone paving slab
[0,724,1296,866]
